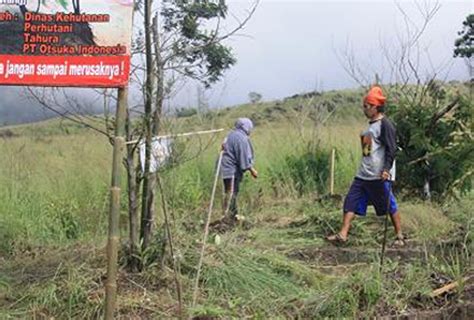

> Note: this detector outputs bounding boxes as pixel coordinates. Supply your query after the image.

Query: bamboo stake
[379,181,392,274]
[192,151,224,307]
[105,87,128,319]
[330,148,335,195]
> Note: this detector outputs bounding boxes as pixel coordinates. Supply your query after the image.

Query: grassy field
[0,88,472,319]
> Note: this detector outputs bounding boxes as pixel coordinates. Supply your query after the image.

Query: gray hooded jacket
[221,118,255,179]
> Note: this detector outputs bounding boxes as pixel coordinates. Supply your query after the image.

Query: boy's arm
[380,118,397,175]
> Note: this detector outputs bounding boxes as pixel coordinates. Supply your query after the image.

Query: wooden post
[330,148,335,195]
[105,87,128,319]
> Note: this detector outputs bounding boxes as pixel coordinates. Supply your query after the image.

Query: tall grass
[0,133,112,253]
[158,121,363,226]
[1,87,472,318]
[0,109,442,249]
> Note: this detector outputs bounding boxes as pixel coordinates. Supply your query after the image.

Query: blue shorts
[343,178,398,216]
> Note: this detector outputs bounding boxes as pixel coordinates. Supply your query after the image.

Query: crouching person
[221,118,258,222]
[327,86,405,246]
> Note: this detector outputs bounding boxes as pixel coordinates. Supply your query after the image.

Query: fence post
[105,87,128,319]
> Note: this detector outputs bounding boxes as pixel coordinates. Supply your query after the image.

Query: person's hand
[221,138,227,151]
[250,168,258,179]
[381,170,390,181]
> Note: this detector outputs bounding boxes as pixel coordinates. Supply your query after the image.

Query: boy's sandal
[326,233,348,243]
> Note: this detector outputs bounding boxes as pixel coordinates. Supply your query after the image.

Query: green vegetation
[0,83,472,318]
[454,14,474,59]
[389,82,473,199]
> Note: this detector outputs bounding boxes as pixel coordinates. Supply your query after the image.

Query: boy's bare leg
[339,212,356,239]
[327,212,355,241]
[389,211,402,237]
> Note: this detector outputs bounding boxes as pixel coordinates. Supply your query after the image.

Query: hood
[234,118,254,135]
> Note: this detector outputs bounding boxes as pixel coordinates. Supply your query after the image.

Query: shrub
[176,107,198,118]
[389,85,473,199]
[284,143,331,196]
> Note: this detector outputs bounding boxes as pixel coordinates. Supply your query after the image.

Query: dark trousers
[223,175,242,217]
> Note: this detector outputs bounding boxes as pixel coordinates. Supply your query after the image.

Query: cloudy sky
[0,0,471,124]
[172,0,472,108]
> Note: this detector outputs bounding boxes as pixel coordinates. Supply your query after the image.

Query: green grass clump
[302,271,382,318]
[0,133,111,252]
[199,247,320,316]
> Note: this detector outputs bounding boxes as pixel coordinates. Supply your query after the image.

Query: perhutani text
[0,0,27,5]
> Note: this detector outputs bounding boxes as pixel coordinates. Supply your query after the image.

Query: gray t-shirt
[356,117,397,181]
[221,129,254,179]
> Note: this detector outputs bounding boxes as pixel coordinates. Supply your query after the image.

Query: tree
[25,0,259,272]
[133,0,258,261]
[248,91,262,104]
[196,85,209,116]
[454,14,474,59]
[388,82,473,200]
[454,13,473,82]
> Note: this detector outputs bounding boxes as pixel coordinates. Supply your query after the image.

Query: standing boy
[327,86,405,246]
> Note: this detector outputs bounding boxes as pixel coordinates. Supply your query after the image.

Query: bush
[389,86,473,199]
[176,107,198,118]
[284,143,331,196]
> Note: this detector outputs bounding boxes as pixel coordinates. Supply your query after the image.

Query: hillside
[0,84,472,319]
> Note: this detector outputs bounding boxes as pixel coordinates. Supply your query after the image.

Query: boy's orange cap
[364,86,386,107]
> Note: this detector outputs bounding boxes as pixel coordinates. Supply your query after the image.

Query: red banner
[0,55,130,87]
[0,1,134,88]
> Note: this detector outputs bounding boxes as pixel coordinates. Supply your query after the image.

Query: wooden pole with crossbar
[104,87,128,319]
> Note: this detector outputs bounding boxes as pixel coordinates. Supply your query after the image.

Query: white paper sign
[139,137,172,173]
